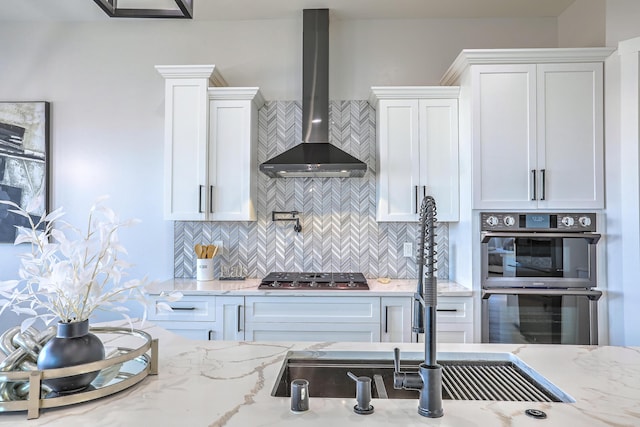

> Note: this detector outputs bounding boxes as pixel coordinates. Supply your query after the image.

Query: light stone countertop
[2,322,639,426]
[151,277,473,297]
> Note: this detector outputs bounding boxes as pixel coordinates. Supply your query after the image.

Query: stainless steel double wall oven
[480,212,601,345]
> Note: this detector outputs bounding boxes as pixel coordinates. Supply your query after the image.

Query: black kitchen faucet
[393,196,443,418]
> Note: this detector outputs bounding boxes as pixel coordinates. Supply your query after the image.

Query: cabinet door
[436,296,473,323]
[244,323,379,342]
[244,296,380,342]
[419,99,459,221]
[214,296,244,341]
[536,63,604,208]
[147,295,216,322]
[376,99,421,221]
[147,295,218,341]
[472,64,537,209]
[151,320,216,341]
[163,79,209,220]
[208,99,257,221]
[381,296,412,343]
[434,323,474,344]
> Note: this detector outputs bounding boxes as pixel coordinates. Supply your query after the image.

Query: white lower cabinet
[149,294,472,343]
[147,295,244,341]
[414,296,474,343]
[381,296,413,343]
[244,296,381,342]
[435,296,474,343]
[436,323,474,344]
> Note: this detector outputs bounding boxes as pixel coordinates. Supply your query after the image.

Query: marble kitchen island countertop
[2,322,639,426]
[151,277,473,297]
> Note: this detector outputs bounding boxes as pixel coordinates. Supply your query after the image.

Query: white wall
[0,15,558,330]
[605,0,640,45]
[330,18,558,98]
[601,0,640,346]
[558,0,606,47]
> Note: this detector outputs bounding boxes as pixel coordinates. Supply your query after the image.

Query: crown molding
[208,87,265,108]
[155,65,228,87]
[368,86,460,105]
[440,47,616,85]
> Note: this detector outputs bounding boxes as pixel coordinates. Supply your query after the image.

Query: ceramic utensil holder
[196,258,214,281]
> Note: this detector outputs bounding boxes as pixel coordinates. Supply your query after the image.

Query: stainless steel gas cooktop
[258,272,369,290]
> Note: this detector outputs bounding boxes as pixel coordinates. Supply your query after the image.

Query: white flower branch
[0,196,181,331]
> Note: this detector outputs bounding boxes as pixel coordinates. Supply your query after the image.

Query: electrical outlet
[403,242,413,258]
[213,240,223,253]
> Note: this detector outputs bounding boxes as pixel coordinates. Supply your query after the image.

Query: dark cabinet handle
[384,306,389,334]
[414,186,419,214]
[531,170,537,200]
[540,169,546,201]
[198,185,205,213]
[436,309,458,313]
[237,305,242,332]
[208,330,214,340]
[170,306,196,311]
[209,185,215,213]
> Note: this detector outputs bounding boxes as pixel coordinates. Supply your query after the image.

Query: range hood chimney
[259,9,367,178]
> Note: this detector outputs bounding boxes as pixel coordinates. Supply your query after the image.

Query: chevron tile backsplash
[174,101,449,280]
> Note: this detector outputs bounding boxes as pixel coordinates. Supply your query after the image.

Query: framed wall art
[0,101,50,243]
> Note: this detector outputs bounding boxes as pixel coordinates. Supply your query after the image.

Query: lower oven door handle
[481,232,600,244]
[482,288,602,301]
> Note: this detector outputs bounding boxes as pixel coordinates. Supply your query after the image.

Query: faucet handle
[393,347,400,373]
[393,348,406,389]
[393,348,425,391]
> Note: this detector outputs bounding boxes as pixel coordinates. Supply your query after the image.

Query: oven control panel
[481,212,596,232]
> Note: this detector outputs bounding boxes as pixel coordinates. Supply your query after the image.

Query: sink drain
[525,409,547,419]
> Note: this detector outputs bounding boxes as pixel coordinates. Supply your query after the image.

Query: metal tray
[0,327,158,419]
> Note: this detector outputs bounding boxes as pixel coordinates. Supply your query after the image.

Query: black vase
[36,319,105,394]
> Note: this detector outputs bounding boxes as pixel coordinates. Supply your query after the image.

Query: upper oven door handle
[481,232,601,244]
[482,288,603,301]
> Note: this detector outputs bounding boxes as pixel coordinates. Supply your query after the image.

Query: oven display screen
[525,214,551,229]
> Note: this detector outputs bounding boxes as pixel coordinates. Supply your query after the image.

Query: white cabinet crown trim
[368,86,460,105]
[618,36,640,55]
[155,64,228,86]
[208,87,265,108]
[440,47,616,85]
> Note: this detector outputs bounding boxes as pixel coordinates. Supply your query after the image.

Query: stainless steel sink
[271,351,573,403]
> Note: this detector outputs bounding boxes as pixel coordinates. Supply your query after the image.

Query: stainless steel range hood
[259,9,367,178]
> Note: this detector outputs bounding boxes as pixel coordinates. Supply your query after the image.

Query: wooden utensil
[206,245,214,259]
[211,245,218,258]
[195,243,203,259]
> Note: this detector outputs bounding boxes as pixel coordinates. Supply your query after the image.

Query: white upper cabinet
[156,65,263,221]
[441,48,614,210]
[370,87,460,222]
[208,88,263,221]
[536,63,604,209]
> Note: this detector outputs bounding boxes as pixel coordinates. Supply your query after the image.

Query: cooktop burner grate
[258,272,369,290]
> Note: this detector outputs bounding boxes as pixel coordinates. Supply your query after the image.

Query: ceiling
[0,0,577,22]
